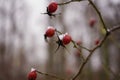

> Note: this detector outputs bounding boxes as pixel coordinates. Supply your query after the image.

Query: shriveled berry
[89,18,96,27]
[45,27,55,37]
[62,33,72,45]
[47,2,58,14]
[94,39,100,45]
[75,51,81,57]
[28,68,37,80]
[76,40,82,45]
[66,69,73,75]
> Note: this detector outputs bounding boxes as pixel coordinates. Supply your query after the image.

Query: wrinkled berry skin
[28,69,37,80]
[62,33,72,45]
[45,27,55,37]
[47,2,58,14]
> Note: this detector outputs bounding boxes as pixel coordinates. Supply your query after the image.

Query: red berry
[94,39,100,45]
[45,27,55,37]
[66,69,73,75]
[62,33,72,45]
[47,2,58,13]
[89,18,96,27]
[75,51,80,57]
[28,68,37,80]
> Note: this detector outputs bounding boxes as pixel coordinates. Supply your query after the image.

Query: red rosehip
[47,2,58,13]
[89,18,96,27]
[45,27,55,37]
[62,33,72,45]
[28,68,37,80]
[94,39,100,45]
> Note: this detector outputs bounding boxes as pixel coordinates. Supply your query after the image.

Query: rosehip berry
[89,18,96,27]
[47,2,58,14]
[94,39,100,45]
[45,27,55,38]
[28,68,37,80]
[62,33,72,45]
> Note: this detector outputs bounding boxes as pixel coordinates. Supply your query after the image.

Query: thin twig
[36,70,65,80]
[71,25,120,80]
[58,0,73,5]
[58,0,83,5]
[72,42,85,60]
[109,25,120,32]
[88,0,108,32]
[72,33,108,80]
[43,0,120,80]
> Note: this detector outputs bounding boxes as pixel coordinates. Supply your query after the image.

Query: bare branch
[43,0,120,80]
[72,31,108,80]
[109,25,120,32]
[58,0,83,5]
[36,70,65,80]
[88,0,108,32]
[71,24,120,80]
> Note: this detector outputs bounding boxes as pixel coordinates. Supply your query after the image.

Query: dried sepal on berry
[55,33,72,53]
[55,34,65,53]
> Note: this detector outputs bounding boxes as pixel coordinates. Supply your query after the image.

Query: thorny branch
[39,0,120,80]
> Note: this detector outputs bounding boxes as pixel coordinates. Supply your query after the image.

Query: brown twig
[88,0,108,32]
[41,0,120,80]
[71,24,120,80]
[71,1,120,79]
[36,70,65,80]
[72,32,108,80]
[109,25,120,32]
[58,0,83,5]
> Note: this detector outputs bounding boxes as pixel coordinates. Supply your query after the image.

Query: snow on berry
[27,68,37,80]
[62,33,72,45]
[45,27,55,38]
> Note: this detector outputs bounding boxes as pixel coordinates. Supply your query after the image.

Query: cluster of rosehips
[43,0,72,46]
[27,1,102,80]
[44,26,72,51]
[27,2,59,80]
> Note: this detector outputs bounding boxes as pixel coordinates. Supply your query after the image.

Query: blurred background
[0,0,120,80]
